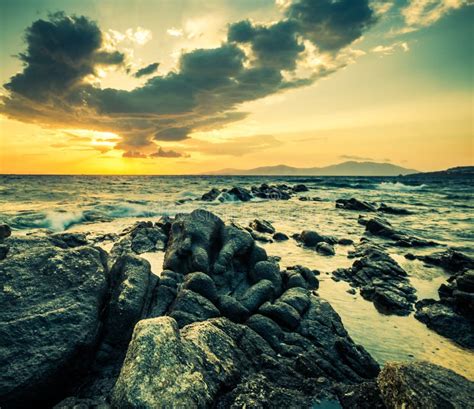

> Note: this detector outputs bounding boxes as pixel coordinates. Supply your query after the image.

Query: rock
[316,242,336,256]
[250,261,282,289]
[365,217,438,248]
[217,295,250,323]
[258,301,301,330]
[112,221,167,256]
[273,232,289,241]
[338,238,354,246]
[414,269,474,349]
[0,224,11,241]
[201,187,221,201]
[333,245,417,315]
[299,196,323,201]
[170,289,220,327]
[0,235,109,408]
[228,186,252,201]
[250,219,275,234]
[413,249,474,273]
[240,279,275,313]
[182,272,218,302]
[378,203,412,215]
[377,361,474,409]
[296,230,335,247]
[336,198,377,212]
[102,254,158,349]
[336,381,386,409]
[292,184,309,192]
[49,232,89,248]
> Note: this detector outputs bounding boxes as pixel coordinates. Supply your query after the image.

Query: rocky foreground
[0,211,473,408]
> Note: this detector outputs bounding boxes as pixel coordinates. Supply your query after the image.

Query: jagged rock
[228,186,252,201]
[0,224,11,241]
[0,235,109,408]
[49,232,89,248]
[378,203,412,215]
[415,269,474,349]
[336,198,377,212]
[333,245,417,315]
[273,232,289,241]
[411,249,474,273]
[377,361,474,409]
[250,219,275,234]
[365,217,437,248]
[111,221,167,256]
[201,187,221,201]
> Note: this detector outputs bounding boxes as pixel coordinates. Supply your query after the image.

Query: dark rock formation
[273,232,289,241]
[294,230,337,247]
[364,217,438,248]
[0,224,11,241]
[336,198,377,212]
[292,184,309,192]
[113,209,380,407]
[0,235,109,408]
[333,244,417,315]
[378,203,412,215]
[377,361,474,409]
[201,187,221,201]
[249,219,275,234]
[111,221,167,256]
[407,249,474,273]
[415,269,474,349]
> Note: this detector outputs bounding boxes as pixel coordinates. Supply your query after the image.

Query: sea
[1,174,473,378]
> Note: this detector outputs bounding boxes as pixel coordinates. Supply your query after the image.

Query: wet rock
[378,203,412,215]
[316,242,336,256]
[250,230,273,243]
[412,249,474,273]
[333,245,417,315]
[250,219,275,234]
[295,230,336,247]
[336,381,386,409]
[338,238,354,246]
[228,186,252,201]
[299,196,323,201]
[365,217,437,248]
[377,361,474,409]
[0,224,11,241]
[336,198,377,212]
[201,187,221,201]
[414,269,474,349]
[292,184,309,192]
[273,232,289,241]
[0,235,109,408]
[112,221,167,256]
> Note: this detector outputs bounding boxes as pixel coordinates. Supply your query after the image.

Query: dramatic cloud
[122,150,147,158]
[1,2,378,156]
[150,147,188,158]
[134,62,159,78]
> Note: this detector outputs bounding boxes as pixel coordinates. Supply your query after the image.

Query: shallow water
[1,175,473,378]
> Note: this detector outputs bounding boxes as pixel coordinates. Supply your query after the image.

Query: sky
[0,0,472,174]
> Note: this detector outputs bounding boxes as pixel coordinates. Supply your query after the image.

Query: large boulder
[377,361,474,409]
[0,235,109,408]
[111,221,167,257]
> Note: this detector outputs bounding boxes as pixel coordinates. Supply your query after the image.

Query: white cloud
[402,0,466,29]
[125,27,152,45]
[372,41,410,55]
[167,27,183,37]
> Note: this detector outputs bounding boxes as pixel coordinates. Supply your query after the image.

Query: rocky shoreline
[0,206,473,408]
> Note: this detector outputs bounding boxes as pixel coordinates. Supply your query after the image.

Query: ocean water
[1,175,473,378]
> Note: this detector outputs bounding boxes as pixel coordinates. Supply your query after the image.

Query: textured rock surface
[333,244,417,315]
[0,235,109,408]
[415,269,474,349]
[410,249,474,273]
[377,361,474,409]
[336,198,377,212]
[111,221,167,256]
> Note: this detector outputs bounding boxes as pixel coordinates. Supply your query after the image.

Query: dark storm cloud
[5,12,124,101]
[150,147,187,158]
[133,62,160,78]
[286,0,376,52]
[1,2,377,154]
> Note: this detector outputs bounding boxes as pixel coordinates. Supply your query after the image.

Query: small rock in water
[336,198,377,212]
[0,224,12,240]
[249,218,275,234]
[273,232,289,241]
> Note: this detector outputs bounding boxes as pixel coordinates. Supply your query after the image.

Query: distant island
[403,166,474,179]
[204,161,419,176]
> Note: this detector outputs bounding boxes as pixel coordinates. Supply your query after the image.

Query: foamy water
[1,174,473,378]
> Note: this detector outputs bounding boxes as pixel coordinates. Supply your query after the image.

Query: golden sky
[0,0,472,174]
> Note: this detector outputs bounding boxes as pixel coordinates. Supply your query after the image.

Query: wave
[376,182,426,191]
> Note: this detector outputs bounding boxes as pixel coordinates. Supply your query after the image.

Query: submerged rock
[295,230,337,247]
[378,203,412,215]
[0,234,109,408]
[273,232,289,241]
[410,249,474,273]
[0,224,11,241]
[333,244,417,315]
[377,361,474,409]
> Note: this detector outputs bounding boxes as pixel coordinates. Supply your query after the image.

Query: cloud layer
[1,2,379,154]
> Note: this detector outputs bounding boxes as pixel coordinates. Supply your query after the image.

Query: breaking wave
[377,182,426,191]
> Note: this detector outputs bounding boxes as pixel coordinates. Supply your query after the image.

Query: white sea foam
[377,182,426,191]
[43,210,86,231]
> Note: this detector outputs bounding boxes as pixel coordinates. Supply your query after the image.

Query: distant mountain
[205,161,419,176]
[402,166,474,179]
